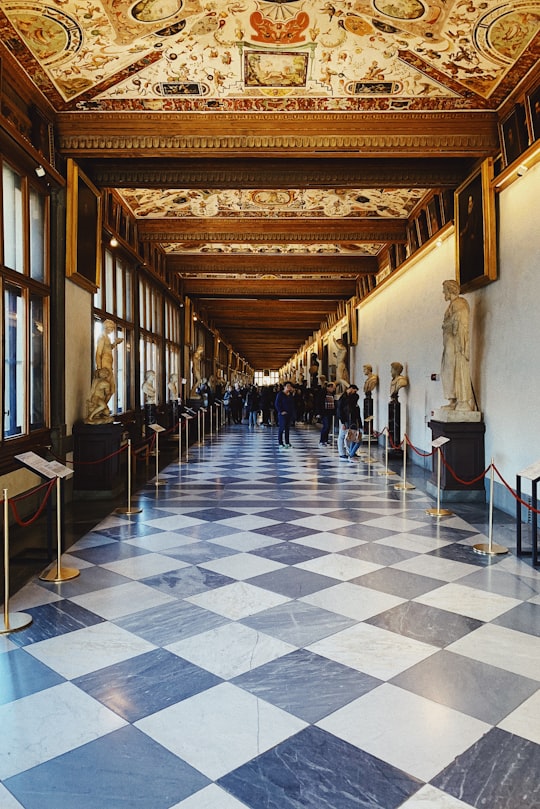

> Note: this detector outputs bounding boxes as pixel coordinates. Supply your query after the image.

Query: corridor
[1,423,539,809]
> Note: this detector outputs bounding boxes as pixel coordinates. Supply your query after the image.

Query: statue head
[391,362,403,377]
[442,279,460,299]
[363,364,372,375]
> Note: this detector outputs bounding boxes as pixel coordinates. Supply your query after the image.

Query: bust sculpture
[168,373,179,401]
[142,370,156,404]
[390,362,408,400]
[363,364,379,395]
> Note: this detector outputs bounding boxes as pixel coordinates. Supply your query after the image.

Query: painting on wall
[526,83,540,142]
[500,104,529,166]
[66,159,101,293]
[455,158,497,292]
[244,51,309,88]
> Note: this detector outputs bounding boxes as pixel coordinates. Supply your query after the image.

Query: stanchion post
[177,418,182,464]
[379,427,397,476]
[426,441,453,517]
[361,417,375,464]
[1,489,33,634]
[116,439,142,515]
[40,478,80,582]
[395,435,416,491]
[209,405,213,437]
[197,410,201,444]
[151,426,166,486]
[474,459,508,556]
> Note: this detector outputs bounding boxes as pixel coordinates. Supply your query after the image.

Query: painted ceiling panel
[0,0,538,110]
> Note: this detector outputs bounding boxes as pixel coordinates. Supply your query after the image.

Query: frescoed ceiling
[0,0,539,367]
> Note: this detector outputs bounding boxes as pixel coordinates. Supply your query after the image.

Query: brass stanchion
[149,424,166,486]
[426,442,453,517]
[360,417,376,463]
[197,410,201,444]
[1,489,32,633]
[40,478,80,582]
[395,435,416,491]
[177,418,182,465]
[201,408,207,443]
[379,427,397,476]
[116,439,142,515]
[474,459,508,556]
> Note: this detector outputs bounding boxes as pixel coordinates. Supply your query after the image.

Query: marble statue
[333,336,350,391]
[440,279,475,411]
[191,344,204,396]
[85,368,114,424]
[168,373,179,401]
[309,353,320,386]
[390,362,408,400]
[94,319,123,402]
[142,370,156,404]
[363,364,379,394]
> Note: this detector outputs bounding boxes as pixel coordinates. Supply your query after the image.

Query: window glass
[2,164,24,272]
[30,295,45,428]
[29,187,46,282]
[4,286,25,437]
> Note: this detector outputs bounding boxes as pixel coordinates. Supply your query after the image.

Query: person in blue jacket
[275,382,295,449]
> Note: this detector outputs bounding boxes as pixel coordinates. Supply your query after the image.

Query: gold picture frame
[455,158,497,292]
[66,159,101,293]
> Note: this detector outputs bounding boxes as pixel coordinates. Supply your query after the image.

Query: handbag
[346,428,362,443]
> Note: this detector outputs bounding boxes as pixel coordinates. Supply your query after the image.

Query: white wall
[351,161,540,512]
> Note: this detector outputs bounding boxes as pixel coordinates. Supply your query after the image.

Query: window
[1,161,49,445]
[93,249,134,414]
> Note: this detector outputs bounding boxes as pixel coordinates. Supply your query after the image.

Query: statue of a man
[363,364,379,395]
[333,336,350,391]
[142,370,156,404]
[440,279,475,411]
[191,344,204,396]
[168,373,179,401]
[96,320,123,401]
[390,362,408,400]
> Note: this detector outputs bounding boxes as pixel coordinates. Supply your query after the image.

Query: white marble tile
[125,531,202,550]
[317,683,489,782]
[497,556,540,579]
[208,532,281,552]
[8,581,63,610]
[69,533,116,550]
[198,553,285,580]
[25,622,156,679]
[376,532,452,553]
[361,515,430,532]
[94,514,130,529]
[307,622,436,679]
[291,515,353,531]
[101,552,191,579]
[301,582,405,622]
[58,552,95,569]
[69,580,176,619]
[295,553,381,581]
[498,689,540,745]
[398,783,475,807]
[0,682,126,779]
[186,581,289,620]
[0,784,25,808]
[216,515,278,530]
[135,682,306,780]
[167,622,295,679]
[291,533,365,552]
[447,623,540,681]
[392,554,480,582]
[143,515,205,530]
[414,582,522,621]
[170,784,252,809]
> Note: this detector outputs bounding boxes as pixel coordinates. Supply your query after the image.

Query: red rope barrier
[9,478,56,527]
[385,427,404,451]
[404,434,434,458]
[439,450,490,486]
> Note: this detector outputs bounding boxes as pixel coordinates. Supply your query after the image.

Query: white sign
[148,423,166,433]
[518,461,540,481]
[15,452,73,479]
[432,436,450,448]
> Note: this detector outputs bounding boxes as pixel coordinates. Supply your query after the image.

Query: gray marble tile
[352,567,445,599]
[242,601,356,646]
[365,600,483,647]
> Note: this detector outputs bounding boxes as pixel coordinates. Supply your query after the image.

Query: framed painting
[526,83,540,142]
[455,158,497,292]
[66,159,101,293]
[500,104,529,166]
[427,196,442,237]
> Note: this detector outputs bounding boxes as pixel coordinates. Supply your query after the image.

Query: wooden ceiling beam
[168,255,379,274]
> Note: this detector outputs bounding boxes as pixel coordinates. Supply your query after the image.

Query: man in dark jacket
[316,382,336,446]
[275,382,295,449]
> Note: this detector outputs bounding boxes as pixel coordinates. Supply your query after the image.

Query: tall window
[139,276,162,398]
[94,249,134,414]
[1,161,49,443]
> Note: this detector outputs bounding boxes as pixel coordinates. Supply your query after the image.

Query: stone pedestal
[363,393,374,436]
[73,421,124,498]
[427,418,486,503]
[167,400,179,429]
[388,398,402,452]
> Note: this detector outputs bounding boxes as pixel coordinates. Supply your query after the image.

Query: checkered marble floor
[2,423,540,809]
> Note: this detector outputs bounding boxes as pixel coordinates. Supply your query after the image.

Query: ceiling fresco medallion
[0,0,537,109]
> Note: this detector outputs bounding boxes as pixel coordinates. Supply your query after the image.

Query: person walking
[275,382,295,449]
[316,381,336,446]
[245,384,260,428]
[337,383,363,461]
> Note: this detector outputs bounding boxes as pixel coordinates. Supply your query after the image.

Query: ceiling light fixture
[109,237,118,247]
[35,165,46,177]
[516,164,528,176]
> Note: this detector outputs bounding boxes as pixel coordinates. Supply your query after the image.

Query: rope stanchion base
[116,506,143,515]
[39,564,80,583]
[473,542,508,556]
[0,612,32,634]
[394,482,416,490]
[378,469,397,477]
[426,507,453,518]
